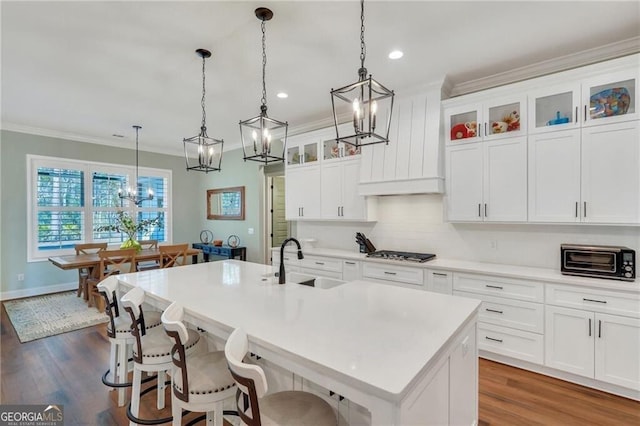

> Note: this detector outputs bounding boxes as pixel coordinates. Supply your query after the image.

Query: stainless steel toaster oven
[561,244,635,281]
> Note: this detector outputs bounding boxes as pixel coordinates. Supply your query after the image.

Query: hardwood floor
[1,304,638,425]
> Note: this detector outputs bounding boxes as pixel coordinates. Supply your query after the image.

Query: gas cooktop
[366,250,436,263]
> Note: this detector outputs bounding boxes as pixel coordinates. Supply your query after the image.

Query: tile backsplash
[294,194,640,270]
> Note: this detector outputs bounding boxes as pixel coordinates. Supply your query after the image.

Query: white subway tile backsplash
[295,194,640,270]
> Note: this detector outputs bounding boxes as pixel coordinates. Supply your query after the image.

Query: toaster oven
[561,244,635,281]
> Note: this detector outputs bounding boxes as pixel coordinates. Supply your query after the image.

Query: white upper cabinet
[581,120,640,223]
[528,83,581,134]
[286,133,319,167]
[582,69,639,127]
[285,165,321,220]
[445,95,526,144]
[359,83,446,195]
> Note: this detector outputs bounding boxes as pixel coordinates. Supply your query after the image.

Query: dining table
[48,246,201,272]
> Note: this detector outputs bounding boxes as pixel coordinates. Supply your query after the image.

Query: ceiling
[2,1,639,157]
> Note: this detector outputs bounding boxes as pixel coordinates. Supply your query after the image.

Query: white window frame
[27,154,173,262]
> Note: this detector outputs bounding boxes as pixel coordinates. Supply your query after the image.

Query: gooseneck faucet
[279,238,304,284]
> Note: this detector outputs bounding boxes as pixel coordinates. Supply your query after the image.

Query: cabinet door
[528,83,581,134]
[342,260,361,282]
[286,166,321,220]
[425,270,452,295]
[594,313,640,390]
[446,144,483,221]
[320,162,342,219]
[340,160,365,220]
[545,306,594,378]
[483,95,527,140]
[582,69,639,126]
[581,120,640,223]
[483,136,527,222]
[445,102,483,144]
[528,129,582,222]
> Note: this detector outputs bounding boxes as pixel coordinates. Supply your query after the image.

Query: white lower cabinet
[453,272,544,365]
[545,287,640,391]
[362,262,424,289]
[425,269,453,294]
[342,260,361,282]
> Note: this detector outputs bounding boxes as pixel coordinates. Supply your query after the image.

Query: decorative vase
[121,238,142,252]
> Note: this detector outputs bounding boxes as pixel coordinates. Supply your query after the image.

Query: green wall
[0,130,266,298]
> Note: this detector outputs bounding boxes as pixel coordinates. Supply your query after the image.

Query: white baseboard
[1,282,76,301]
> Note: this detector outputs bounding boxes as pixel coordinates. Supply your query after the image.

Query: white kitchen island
[115,260,480,426]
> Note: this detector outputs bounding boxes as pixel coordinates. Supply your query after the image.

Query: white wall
[294,194,640,270]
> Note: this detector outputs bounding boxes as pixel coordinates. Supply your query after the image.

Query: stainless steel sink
[262,272,345,289]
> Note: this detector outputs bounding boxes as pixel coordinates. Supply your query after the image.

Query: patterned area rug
[3,291,108,343]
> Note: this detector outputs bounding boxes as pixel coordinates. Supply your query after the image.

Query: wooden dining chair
[225,328,337,426]
[159,243,189,268]
[136,239,160,271]
[88,248,137,311]
[74,242,107,302]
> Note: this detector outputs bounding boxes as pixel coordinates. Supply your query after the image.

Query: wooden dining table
[48,247,202,272]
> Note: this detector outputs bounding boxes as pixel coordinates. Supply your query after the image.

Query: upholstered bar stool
[96,276,162,407]
[162,302,236,426]
[121,287,201,426]
[225,328,337,426]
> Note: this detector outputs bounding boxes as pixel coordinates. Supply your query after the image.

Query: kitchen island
[114,260,480,425]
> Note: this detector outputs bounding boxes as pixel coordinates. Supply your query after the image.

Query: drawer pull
[598,319,602,338]
[315,262,325,265]
[589,318,592,337]
[433,273,448,277]
[384,271,397,275]
[345,261,356,265]
[485,308,503,314]
[583,298,607,304]
[486,285,503,290]
[485,336,503,343]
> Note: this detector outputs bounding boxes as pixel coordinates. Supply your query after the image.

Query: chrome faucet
[279,238,304,284]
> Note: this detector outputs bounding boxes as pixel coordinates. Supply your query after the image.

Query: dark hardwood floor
[1,304,638,425]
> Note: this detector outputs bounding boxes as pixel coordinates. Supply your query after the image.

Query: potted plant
[95,211,161,252]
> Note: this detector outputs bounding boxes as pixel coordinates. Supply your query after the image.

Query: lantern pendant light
[330,0,394,148]
[118,125,154,206]
[183,48,224,173]
[240,7,287,165]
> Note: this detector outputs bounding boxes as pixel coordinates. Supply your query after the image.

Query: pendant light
[330,0,395,148]
[183,48,224,173]
[118,125,154,206]
[240,7,287,165]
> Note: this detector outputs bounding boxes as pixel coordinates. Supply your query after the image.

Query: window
[28,155,172,261]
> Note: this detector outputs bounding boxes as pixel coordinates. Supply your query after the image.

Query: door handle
[315,262,325,265]
[575,201,578,218]
[484,203,487,217]
[478,203,481,218]
[583,202,587,218]
[588,318,592,337]
[575,106,578,124]
[598,319,602,338]
[345,261,356,265]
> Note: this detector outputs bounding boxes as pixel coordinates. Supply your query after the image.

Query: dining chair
[96,276,162,407]
[159,243,189,268]
[136,239,160,271]
[225,328,337,426]
[122,287,202,426]
[87,248,136,310]
[162,302,236,426]
[74,242,107,302]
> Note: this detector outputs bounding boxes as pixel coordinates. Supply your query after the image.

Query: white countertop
[274,247,639,293]
[116,260,480,400]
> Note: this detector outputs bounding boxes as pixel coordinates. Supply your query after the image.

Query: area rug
[3,291,108,343]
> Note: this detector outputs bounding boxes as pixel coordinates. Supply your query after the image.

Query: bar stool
[121,287,201,426]
[96,276,162,407]
[224,328,337,426]
[162,302,236,426]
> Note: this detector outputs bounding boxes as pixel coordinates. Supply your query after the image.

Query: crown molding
[450,37,640,97]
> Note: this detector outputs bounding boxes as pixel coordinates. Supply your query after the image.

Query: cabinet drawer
[478,322,544,365]
[546,284,640,318]
[455,291,544,334]
[299,255,342,273]
[453,273,544,303]
[362,263,424,287]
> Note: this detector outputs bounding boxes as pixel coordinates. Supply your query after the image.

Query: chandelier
[183,48,224,173]
[240,7,287,165]
[118,125,154,206]
[330,0,394,148]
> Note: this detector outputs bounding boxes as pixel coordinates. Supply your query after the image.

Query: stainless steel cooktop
[366,250,436,263]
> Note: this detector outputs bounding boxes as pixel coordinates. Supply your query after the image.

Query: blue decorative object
[590,87,631,119]
[547,111,570,126]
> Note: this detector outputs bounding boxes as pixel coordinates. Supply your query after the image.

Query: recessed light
[277,92,288,99]
[388,50,403,60]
